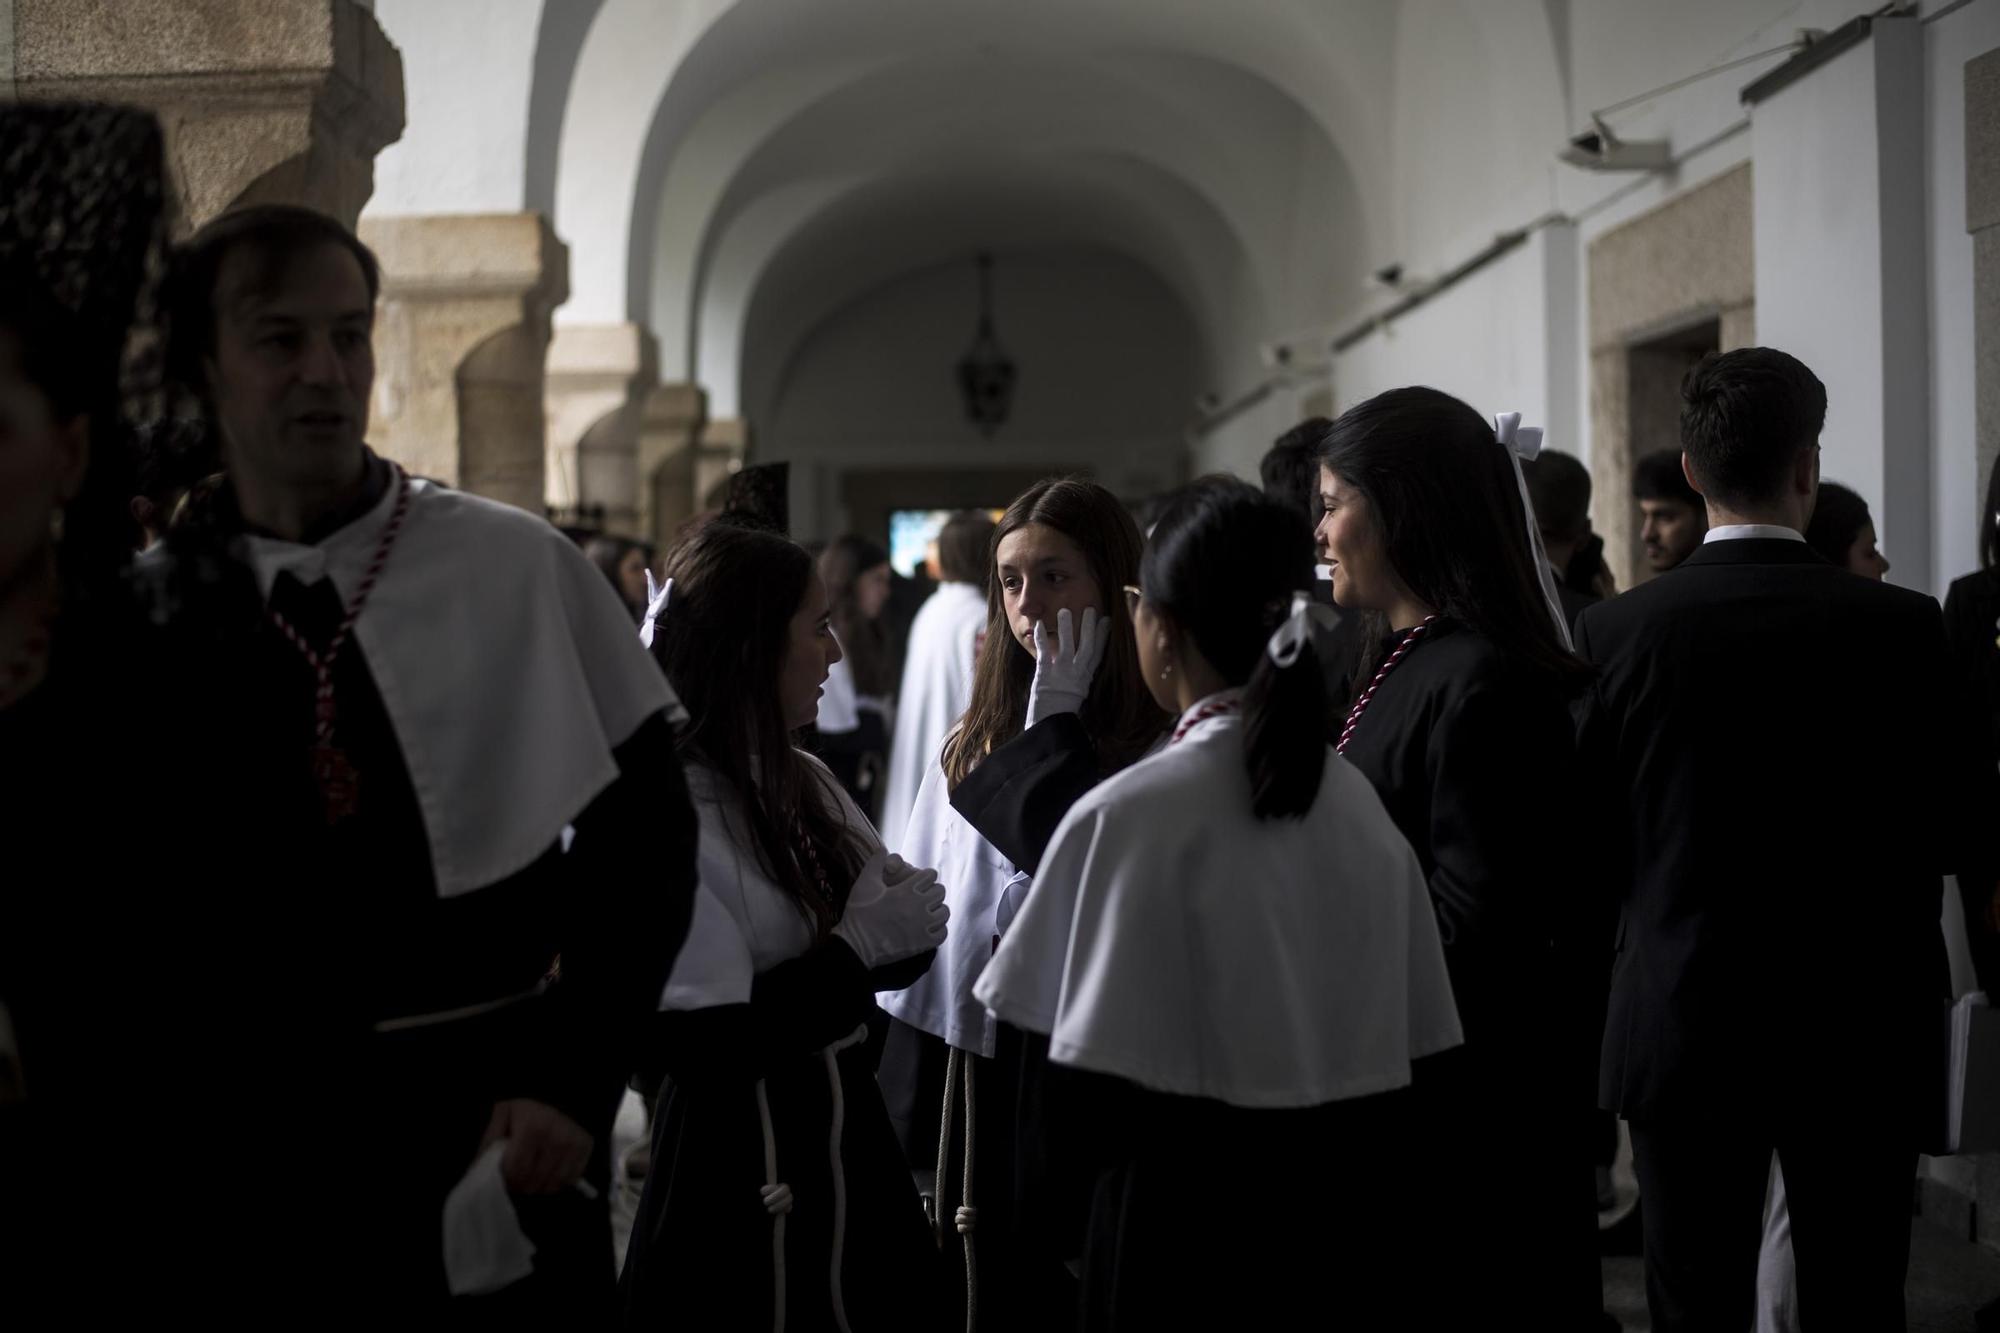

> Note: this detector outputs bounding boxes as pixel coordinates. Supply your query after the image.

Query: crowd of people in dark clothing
[6,101,2000,1333]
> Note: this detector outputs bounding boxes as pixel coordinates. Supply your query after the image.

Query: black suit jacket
[1574,538,1981,1131]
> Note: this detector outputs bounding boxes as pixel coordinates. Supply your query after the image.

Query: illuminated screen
[888,508,1004,578]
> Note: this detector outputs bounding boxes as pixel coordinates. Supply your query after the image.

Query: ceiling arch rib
[735,158,1252,429]
[677,52,1353,415]
[553,0,739,324]
[557,0,1393,338]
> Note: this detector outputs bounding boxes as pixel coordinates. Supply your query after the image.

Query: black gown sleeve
[1424,681,1580,954]
[513,712,699,1133]
[948,712,1099,874]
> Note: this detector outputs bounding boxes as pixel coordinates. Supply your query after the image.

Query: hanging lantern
[957,251,1016,436]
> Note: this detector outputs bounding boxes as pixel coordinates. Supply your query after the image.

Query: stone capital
[10,0,405,230]
[360,212,569,513]
[546,323,660,535]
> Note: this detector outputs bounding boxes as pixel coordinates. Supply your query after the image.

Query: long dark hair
[818,534,891,696]
[651,522,866,931]
[1143,478,1326,819]
[943,477,1166,788]
[583,534,650,620]
[1317,386,1591,690]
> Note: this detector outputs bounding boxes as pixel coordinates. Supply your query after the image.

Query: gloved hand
[832,848,949,970]
[1026,606,1110,728]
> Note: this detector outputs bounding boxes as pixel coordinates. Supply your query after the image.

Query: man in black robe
[158,206,698,1316]
[1573,348,1995,1331]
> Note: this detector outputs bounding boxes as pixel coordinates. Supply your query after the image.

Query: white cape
[657,754,884,1011]
[974,701,1463,1108]
[239,474,677,898]
[879,582,987,853]
[876,750,1027,1057]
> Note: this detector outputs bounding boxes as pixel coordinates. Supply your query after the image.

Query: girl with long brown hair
[877,477,1167,1330]
[810,534,894,818]
[622,520,949,1331]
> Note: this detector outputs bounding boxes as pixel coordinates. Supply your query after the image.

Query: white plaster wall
[366,0,545,216]
[1754,18,1932,591]
[1384,0,1566,280]
[556,0,738,323]
[1330,227,1569,451]
[764,249,1200,540]
[1927,0,2000,590]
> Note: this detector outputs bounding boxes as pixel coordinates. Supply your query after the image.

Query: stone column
[695,418,750,515]
[360,213,569,514]
[1970,46,2000,502]
[9,0,404,230]
[545,324,658,536]
[638,384,708,547]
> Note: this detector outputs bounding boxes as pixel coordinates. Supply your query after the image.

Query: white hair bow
[1494,411,1545,462]
[1266,590,1339,668]
[1493,411,1574,652]
[639,569,674,649]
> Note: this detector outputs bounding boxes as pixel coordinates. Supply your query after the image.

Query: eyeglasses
[1122,584,1144,617]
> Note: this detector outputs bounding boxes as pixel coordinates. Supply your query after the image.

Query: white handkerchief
[442,1141,537,1296]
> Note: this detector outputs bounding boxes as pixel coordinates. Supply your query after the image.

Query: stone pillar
[1970,46,2000,502]
[360,213,569,513]
[638,384,708,547]
[695,418,750,514]
[545,325,658,536]
[9,0,404,230]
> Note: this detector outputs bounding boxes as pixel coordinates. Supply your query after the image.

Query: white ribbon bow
[1493,412,1574,652]
[638,570,674,649]
[1493,411,1544,462]
[1265,590,1339,668]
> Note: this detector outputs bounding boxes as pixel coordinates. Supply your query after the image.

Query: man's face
[1638,498,1705,571]
[206,242,374,492]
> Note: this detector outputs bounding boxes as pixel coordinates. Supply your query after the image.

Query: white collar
[1704,524,1805,545]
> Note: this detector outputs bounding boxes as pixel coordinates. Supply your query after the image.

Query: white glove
[1026,606,1110,728]
[833,848,949,970]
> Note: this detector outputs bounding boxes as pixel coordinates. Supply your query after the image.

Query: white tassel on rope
[755,1078,792,1333]
[931,1046,981,1333]
[825,1025,869,1333]
[1493,412,1576,653]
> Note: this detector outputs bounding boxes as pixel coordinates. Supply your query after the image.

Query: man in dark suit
[1573,347,1980,1332]
[1524,448,1616,633]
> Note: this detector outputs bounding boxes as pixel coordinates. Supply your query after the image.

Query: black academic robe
[1333,619,1603,1329]
[620,924,942,1331]
[1039,1065,1416,1333]
[141,481,698,1317]
[875,713,1114,1330]
[247,570,694,1316]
